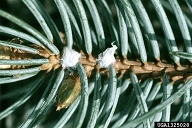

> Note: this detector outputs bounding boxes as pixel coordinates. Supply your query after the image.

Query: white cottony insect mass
[60,47,81,68]
[97,42,117,68]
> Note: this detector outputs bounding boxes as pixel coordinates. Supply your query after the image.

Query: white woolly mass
[60,47,81,68]
[97,42,117,68]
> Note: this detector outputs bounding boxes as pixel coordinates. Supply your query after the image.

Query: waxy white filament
[60,42,117,69]
[60,47,81,68]
[97,42,117,68]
